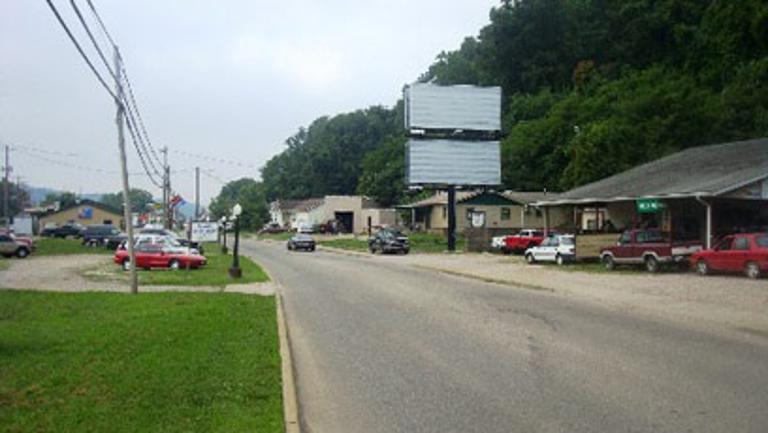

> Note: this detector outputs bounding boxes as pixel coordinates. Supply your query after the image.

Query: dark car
[259,223,286,234]
[287,234,315,251]
[81,225,126,249]
[41,223,84,239]
[139,228,204,255]
[369,230,409,254]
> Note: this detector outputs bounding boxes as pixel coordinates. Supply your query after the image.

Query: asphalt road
[242,240,768,433]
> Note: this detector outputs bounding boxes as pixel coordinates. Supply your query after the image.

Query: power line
[13,146,194,176]
[200,168,229,185]
[121,64,164,167]
[85,0,116,47]
[43,0,117,100]
[170,148,258,168]
[6,144,78,157]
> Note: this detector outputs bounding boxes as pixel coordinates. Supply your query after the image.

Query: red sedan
[690,233,768,279]
[114,243,206,271]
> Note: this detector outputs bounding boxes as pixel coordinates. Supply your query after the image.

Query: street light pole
[229,203,242,279]
[220,216,228,254]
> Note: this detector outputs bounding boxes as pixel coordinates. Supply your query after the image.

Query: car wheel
[696,260,709,276]
[645,256,660,273]
[310,246,315,252]
[556,254,564,266]
[525,253,535,264]
[602,255,615,271]
[745,261,761,279]
[122,258,132,271]
[169,259,181,270]
[15,248,29,259]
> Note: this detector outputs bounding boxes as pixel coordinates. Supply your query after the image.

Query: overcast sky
[0,0,498,205]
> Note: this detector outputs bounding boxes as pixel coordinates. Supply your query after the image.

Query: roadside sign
[191,221,219,242]
[636,199,667,213]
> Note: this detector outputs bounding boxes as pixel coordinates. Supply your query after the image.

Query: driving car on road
[525,234,575,265]
[369,229,409,254]
[114,243,207,271]
[690,233,768,279]
[287,234,315,251]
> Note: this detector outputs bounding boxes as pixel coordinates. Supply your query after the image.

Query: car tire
[169,259,181,270]
[645,256,659,273]
[745,261,761,279]
[602,254,615,271]
[525,253,535,264]
[122,258,132,271]
[310,246,315,252]
[15,248,29,259]
[556,254,564,266]
[696,260,709,276]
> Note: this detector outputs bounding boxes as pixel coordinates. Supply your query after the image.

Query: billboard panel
[405,83,501,132]
[406,139,501,186]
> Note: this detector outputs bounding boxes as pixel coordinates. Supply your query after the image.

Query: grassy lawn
[0,291,283,433]
[34,238,112,256]
[318,232,466,254]
[82,243,269,287]
[255,232,293,241]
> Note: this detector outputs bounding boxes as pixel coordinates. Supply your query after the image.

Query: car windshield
[295,234,312,241]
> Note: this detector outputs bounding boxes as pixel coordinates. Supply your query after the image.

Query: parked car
[130,234,199,254]
[139,228,204,255]
[503,229,547,254]
[369,230,410,254]
[600,229,702,273]
[81,225,126,249]
[259,223,286,234]
[286,234,316,251]
[690,233,768,279]
[41,223,84,239]
[297,224,316,234]
[0,229,34,251]
[114,243,207,271]
[491,234,511,250]
[0,233,32,258]
[525,234,575,265]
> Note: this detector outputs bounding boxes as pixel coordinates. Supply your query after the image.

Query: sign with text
[636,199,667,214]
[190,222,219,242]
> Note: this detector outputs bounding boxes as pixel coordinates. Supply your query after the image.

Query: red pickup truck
[503,229,546,254]
[600,229,702,272]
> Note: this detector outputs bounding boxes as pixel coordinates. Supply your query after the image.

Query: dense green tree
[0,180,30,218]
[356,137,406,207]
[100,189,155,213]
[41,192,78,209]
[209,178,269,231]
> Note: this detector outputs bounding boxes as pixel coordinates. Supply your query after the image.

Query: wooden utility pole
[194,166,200,219]
[160,146,169,229]
[3,145,10,227]
[114,46,138,294]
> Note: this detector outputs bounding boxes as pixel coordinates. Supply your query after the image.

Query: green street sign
[636,199,667,213]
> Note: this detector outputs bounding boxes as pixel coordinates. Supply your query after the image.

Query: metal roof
[537,138,768,205]
[403,190,558,208]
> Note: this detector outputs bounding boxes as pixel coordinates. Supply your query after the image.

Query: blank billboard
[405,83,501,132]
[406,139,501,186]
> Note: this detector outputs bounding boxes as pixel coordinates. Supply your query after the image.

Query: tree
[356,137,406,207]
[41,192,78,209]
[209,178,269,231]
[0,180,31,218]
[100,189,155,213]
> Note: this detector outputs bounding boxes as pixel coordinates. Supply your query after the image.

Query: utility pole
[447,186,456,251]
[114,46,138,294]
[3,145,11,227]
[194,166,200,220]
[160,146,168,229]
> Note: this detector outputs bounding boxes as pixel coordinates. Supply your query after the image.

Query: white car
[524,234,575,266]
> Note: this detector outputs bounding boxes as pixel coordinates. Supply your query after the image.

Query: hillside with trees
[211,0,768,224]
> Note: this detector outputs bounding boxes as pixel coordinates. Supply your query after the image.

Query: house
[269,195,397,234]
[401,190,568,234]
[536,137,768,249]
[38,199,124,230]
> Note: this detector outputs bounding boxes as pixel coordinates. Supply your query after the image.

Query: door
[335,212,354,233]
[708,237,733,271]
[727,236,751,271]
[536,237,557,261]
[0,235,14,254]
[613,231,633,260]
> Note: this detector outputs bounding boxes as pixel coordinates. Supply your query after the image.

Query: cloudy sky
[0,0,498,205]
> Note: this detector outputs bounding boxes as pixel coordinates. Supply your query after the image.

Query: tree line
[210,0,768,228]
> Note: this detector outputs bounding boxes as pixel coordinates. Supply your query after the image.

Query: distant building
[38,199,124,230]
[269,196,397,234]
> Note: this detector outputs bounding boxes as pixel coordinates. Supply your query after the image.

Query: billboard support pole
[447,186,456,251]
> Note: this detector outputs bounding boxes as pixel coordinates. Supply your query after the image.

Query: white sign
[405,83,502,131]
[191,222,219,242]
[406,139,501,186]
[471,211,486,228]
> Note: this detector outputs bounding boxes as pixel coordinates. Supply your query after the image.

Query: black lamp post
[220,216,229,254]
[228,203,242,279]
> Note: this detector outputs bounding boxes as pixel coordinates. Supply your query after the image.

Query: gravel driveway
[0,255,275,295]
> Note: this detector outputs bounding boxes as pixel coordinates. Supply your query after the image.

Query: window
[500,207,511,221]
[619,232,632,244]
[535,208,543,217]
[442,206,447,219]
[756,236,768,249]
[733,237,750,251]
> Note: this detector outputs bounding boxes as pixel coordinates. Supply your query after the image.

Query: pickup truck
[41,223,84,239]
[600,229,702,272]
[503,229,546,254]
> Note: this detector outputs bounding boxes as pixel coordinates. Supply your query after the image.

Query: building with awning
[536,138,768,248]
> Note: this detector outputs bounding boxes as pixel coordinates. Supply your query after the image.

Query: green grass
[34,238,112,256]
[0,291,283,433]
[255,232,293,241]
[82,243,269,287]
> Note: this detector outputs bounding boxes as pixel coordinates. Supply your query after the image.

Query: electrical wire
[8,144,78,158]
[43,0,117,101]
[13,146,193,176]
[200,168,229,185]
[170,148,257,168]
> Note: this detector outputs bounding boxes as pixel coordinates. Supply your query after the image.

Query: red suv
[689,233,768,279]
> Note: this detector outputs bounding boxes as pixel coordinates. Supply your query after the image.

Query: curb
[317,245,371,258]
[276,292,301,433]
[411,264,555,293]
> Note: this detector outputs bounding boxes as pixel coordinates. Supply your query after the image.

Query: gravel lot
[322,247,768,335]
[0,254,275,295]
